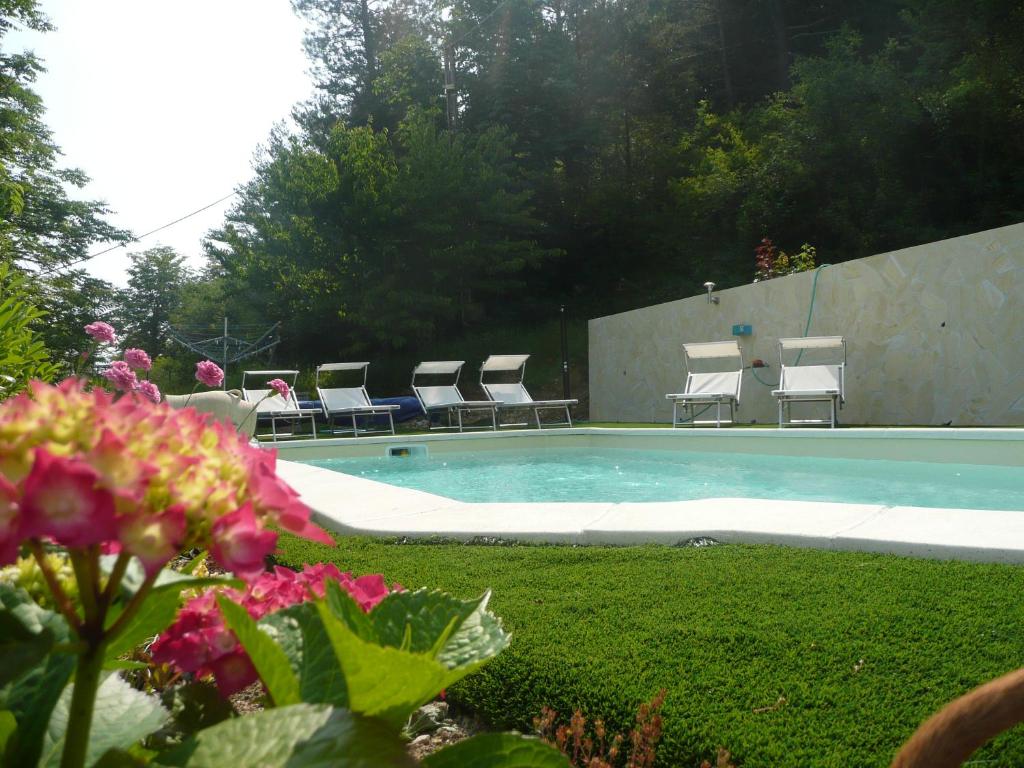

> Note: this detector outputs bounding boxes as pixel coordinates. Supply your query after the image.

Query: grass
[275,536,1024,767]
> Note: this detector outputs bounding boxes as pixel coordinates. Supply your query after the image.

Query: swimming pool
[305,446,1024,510]
[274,427,1024,562]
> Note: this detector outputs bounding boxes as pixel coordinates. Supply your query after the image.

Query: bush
[276,536,1024,767]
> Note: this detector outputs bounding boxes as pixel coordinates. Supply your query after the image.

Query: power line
[451,0,523,45]
[41,191,239,277]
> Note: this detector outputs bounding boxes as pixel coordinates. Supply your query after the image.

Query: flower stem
[59,640,106,768]
[99,551,131,612]
[69,550,99,625]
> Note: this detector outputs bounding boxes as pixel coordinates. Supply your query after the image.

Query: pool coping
[273,427,1024,563]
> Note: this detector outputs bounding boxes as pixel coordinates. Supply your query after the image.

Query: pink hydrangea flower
[118,505,186,576]
[151,563,397,697]
[195,360,224,388]
[19,449,118,548]
[210,503,278,581]
[84,321,116,344]
[135,380,161,404]
[0,378,333,574]
[267,378,290,400]
[0,476,20,564]
[102,360,138,392]
[123,348,152,372]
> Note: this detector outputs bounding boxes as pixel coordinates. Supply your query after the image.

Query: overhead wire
[40,191,239,277]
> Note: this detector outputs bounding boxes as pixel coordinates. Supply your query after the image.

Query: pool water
[305,448,1024,510]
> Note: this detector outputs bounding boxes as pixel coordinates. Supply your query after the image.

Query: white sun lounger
[772,336,846,428]
[479,354,577,428]
[411,361,501,432]
[315,362,399,436]
[241,369,319,441]
[665,340,743,427]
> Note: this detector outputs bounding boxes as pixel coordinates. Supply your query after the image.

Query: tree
[116,247,191,357]
[0,259,57,395]
[0,0,128,370]
[206,109,556,362]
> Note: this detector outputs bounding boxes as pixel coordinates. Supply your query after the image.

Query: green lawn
[275,536,1024,767]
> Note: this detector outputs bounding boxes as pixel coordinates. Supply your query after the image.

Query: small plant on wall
[754,238,816,281]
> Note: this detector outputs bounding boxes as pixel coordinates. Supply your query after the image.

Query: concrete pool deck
[274,427,1024,563]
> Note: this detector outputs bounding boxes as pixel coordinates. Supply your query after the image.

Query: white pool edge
[275,428,1024,563]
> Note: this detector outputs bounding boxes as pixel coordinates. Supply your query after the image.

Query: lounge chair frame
[479,354,577,428]
[241,369,319,442]
[772,336,846,428]
[665,340,743,428]
[411,361,501,432]
[315,362,399,437]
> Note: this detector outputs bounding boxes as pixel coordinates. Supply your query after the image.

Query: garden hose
[750,262,834,385]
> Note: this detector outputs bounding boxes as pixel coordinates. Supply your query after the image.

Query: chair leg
[387,411,395,435]
[534,407,541,429]
[672,401,678,429]
[565,405,572,427]
[716,400,722,428]
[311,413,318,439]
[778,399,784,428]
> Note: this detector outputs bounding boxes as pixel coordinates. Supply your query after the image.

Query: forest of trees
[2,0,1023,395]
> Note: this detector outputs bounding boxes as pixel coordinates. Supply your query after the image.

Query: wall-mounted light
[703,281,719,304]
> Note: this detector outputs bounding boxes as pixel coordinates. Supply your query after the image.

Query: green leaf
[258,603,348,707]
[101,556,240,599]
[92,748,148,768]
[370,589,484,655]
[216,596,300,707]
[323,580,376,641]
[39,673,168,768]
[0,653,74,768]
[0,585,70,687]
[422,733,571,767]
[154,703,415,767]
[179,552,207,576]
[315,601,450,728]
[370,588,511,671]
[435,592,511,671]
[0,710,16,753]
[165,683,233,737]
[103,588,181,663]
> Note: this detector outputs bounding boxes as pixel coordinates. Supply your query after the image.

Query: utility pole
[444,42,457,133]
[560,305,570,400]
[222,317,228,389]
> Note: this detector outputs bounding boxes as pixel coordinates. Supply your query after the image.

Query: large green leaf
[370,589,485,655]
[155,703,415,768]
[0,653,74,768]
[422,733,571,768]
[316,600,448,727]
[39,673,168,768]
[164,683,233,738]
[0,586,70,688]
[216,596,300,707]
[435,593,511,671]
[323,580,376,641]
[258,603,348,707]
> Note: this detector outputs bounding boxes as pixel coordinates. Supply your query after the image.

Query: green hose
[750,262,833,385]
[794,263,832,365]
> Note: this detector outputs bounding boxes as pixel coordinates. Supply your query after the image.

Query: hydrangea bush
[0,323,569,768]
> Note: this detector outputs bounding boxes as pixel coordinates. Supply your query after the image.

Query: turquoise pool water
[305,448,1024,510]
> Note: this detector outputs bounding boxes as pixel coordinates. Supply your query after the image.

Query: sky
[7,0,315,286]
